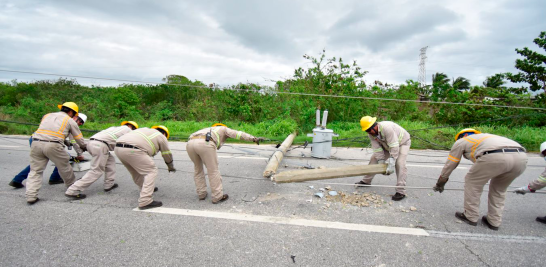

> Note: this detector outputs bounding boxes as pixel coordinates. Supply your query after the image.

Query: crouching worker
[26,102,87,204]
[514,141,546,225]
[433,129,527,230]
[187,123,264,204]
[65,121,139,199]
[114,125,175,209]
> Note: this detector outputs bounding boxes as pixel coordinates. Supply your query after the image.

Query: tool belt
[90,138,109,147]
[482,148,525,156]
[116,143,142,150]
[32,138,63,145]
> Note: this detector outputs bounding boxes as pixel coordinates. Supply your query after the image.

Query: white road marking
[407,164,468,169]
[135,207,429,236]
[0,145,23,148]
[218,156,268,160]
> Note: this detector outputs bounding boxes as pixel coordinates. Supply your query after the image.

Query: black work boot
[9,181,24,189]
[154,187,158,192]
[212,194,229,204]
[536,216,546,225]
[104,183,118,192]
[355,181,371,187]
[65,193,86,200]
[391,192,406,201]
[139,200,162,210]
[482,216,499,231]
[27,198,40,205]
[49,180,64,185]
[455,212,477,226]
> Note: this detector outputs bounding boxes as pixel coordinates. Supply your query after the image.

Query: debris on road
[326,191,384,208]
[328,191,338,196]
[314,192,324,198]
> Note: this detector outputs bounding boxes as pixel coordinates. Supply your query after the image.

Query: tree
[432,72,450,87]
[452,76,471,91]
[483,73,506,88]
[506,31,546,96]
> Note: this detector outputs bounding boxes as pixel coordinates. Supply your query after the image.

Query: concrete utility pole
[418,46,428,88]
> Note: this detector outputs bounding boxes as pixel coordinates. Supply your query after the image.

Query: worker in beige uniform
[26,102,87,204]
[65,121,139,199]
[514,141,546,225]
[114,125,175,209]
[187,123,264,204]
[356,116,411,201]
[433,128,528,230]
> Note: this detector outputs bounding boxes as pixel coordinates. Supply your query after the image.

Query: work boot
[536,216,546,225]
[212,194,229,204]
[455,212,477,226]
[482,216,499,231]
[355,181,371,187]
[27,198,40,205]
[49,179,64,185]
[391,193,406,201]
[9,181,24,189]
[154,187,158,192]
[65,193,86,200]
[104,183,118,192]
[139,200,162,210]
[199,192,208,200]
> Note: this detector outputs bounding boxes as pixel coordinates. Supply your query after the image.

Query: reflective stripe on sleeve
[538,175,546,183]
[448,155,460,162]
[236,131,242,140]
[388,142,399,148]
[161,151,172,155]
[373,148,383,153]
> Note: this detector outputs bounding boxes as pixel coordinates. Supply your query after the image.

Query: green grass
[1,119,544,151]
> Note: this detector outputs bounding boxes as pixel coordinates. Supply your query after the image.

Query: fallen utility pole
[263,132,296,178]
[273,164,387,183]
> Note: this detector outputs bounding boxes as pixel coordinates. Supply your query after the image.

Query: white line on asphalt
[134,207,429,236]
[0,145,23,148]
[218,156,269,160]
[407,164,468,169]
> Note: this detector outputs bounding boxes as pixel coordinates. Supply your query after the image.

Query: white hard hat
[541,141,546,154]
[78,113,87,124]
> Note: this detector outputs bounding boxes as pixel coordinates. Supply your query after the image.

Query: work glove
[433,176,449,193]
[75,155,85,161]
[377,160,386,165]
[254,137,266,145]
[167,162,176,173]
[385,157,396,175]
[514,185,533,195]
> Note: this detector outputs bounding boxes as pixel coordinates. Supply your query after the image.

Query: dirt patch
[326,191,385,208]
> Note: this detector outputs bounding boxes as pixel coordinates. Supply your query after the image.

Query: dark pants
[11,137,62,183]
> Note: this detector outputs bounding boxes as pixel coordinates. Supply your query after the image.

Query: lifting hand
[514,186,532,195]
[385,157,395,175]
[433,176,449,193]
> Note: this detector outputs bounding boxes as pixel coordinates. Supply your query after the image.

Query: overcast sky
[0,0,545,88]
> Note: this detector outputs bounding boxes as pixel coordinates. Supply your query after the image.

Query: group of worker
[358,116,546,230]
[8,103,545,229]
[10,102,265,209]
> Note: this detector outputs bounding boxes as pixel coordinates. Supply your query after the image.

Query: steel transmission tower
[418,46,428,88]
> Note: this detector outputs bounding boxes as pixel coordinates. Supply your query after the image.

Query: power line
[1,69,545,110]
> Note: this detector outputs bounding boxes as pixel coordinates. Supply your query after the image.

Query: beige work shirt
[440,133,525,179]
[369,121,411,160]
[91,125,132,151]
[189,126,255,150]
[116,127,173,164]
[33,112,86,149]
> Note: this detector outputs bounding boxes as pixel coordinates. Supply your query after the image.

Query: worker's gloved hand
[433,176,449,193]
[254,137,266,145]
[514,185,533,195]
[75,155,85,161]
[385,157,396,175]
[377,160,386,165]
[167,162,176,173]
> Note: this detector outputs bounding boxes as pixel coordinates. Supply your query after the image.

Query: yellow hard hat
[121,121,139,129]
[57,102,79,115]
[212,123,227,127]
[152,125,170,139]
[455,128,481,141]
[360,116,377,131]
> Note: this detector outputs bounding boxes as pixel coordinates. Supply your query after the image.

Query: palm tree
[452,77,471,91]
[432,72,450,87]
[483,74,506,88]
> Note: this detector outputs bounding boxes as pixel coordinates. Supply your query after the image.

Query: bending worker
[356,116,410,201]
[187,123,264,204]
[514,141,546,225]
[9,113,87,188]
[65,121,139,199]
[26,102,87,204]
[433,128,527,231]
[114,125,175,210]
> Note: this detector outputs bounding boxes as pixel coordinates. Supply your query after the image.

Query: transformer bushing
[307,109,339,159]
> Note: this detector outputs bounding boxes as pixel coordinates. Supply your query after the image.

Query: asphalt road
[1,134,545,266]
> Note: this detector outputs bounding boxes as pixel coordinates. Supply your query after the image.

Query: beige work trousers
[26,141,76,202]
[114,147,158,207]
[66,140,116,195]
[362,142,411,195]
[186,139,223,202]
[463,152,527,227]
